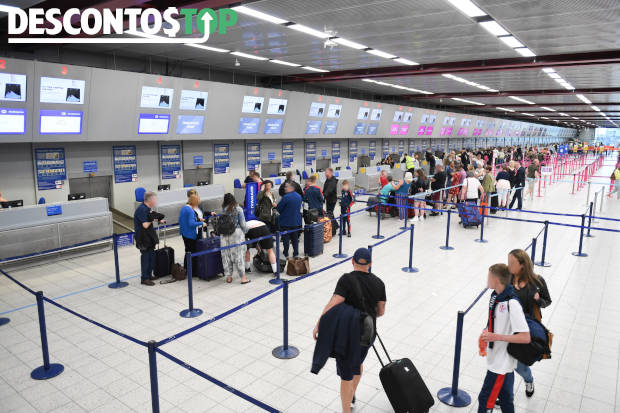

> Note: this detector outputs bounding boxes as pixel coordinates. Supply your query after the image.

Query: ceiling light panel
[332,37,367,50]
[269,59,301,67]
[394,58,419,65]
[231,51,269,60]
[509,96,536,104]
[302,66,329,72]
[498,36,523,48]
[451,97,484,105]
[231,6,288,24]
[288,24,330,38]
[515,47,536,57]
[496,107,515,112]
[447,0,487,17]
[185,43,230,53]
[366,49,398,59]
[479,20,509,36]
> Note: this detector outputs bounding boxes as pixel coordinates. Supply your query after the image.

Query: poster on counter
[332,141,340,164]
[35,148,66,190]
[398,140,405,155]
[113,146,137,183]
[282,142,294,168]
[160,144,181,180]
[349,140,358,162]
[369,140,376,160]
[246,142,261,171]
[305,142,316,166]
[214,144,230,174]
[382,140,389,158]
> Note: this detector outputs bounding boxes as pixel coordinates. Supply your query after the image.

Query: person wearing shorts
[244,220,278,276]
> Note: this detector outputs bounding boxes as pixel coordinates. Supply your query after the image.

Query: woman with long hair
[507,249,552,399]
[256,180,277,230]
[409,169,428,222]
[220,193,250,284]
[446,162,461,208]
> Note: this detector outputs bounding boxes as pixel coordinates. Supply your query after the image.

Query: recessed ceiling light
[542,68,555,73]
[479,20,509,36]
[451,97,484,105]
[185,43,230,53]
[331,37,367,50]
[362,78,376,83]
[301,66,329,72]
[509,96,535,104]
[540,107,556,112]
[269,59,301,67]
[288,24,330,38]
[575,94,591,104]
[366,49,398,59]
[231,6,288,24]
[559,112,569,117]
[447,0,487,17]
[393,57,419,65]
[231,51,269,60]
[521,112,535,117]
[515,48,536,57]
[548,73,561,79]
[591,105,601,111]
[560,82,574,90]
[498,36,524,48]
[496,107,515,112]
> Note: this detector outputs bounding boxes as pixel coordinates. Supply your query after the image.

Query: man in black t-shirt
[313,248,386,413]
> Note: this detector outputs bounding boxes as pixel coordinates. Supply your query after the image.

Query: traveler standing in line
[186,188,213,239]
[340,180,355,237]
[379,170,388,188]
[447,163,462,208]
[426,150,436,175]
[323,168,339,216]
[609,163,620,199]
[507,249,552,398]
[409,169,428,222]
[256,180,277,230]
[496,166,512,209]
[478,263,531,413]
[312,248,386,413]
[304,175,325,215]
[277,182,303,258]
[509,162,526,210]
[430,164,446,215]
[525,159,540,200]
[244,219,279,277]
[179,194,209,269]
[463,170,485,204]
[396,172,413,220]
[278,171,304,198]
[220,193,250,284]
[134,191,165,286]
[481,165,495,204]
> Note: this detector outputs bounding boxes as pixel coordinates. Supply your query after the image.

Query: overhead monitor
[40,77,85,104]
[309,102,326,117]
[239,117,260,134]
[324,121,338,134]
[357,107,370,120]
[267,98,288,115]
[305,120,322,134]
[327,104,342,118]
[39,110,83,134]
[404,112,413,123]
[179,89,208,111]
[0,108,26,134]
[176,115,204,134]
[0,73,27,102]
[264,118,283,134]
[393,111,403,122]
[138,113,170,134]
[371,109,382,121]
[242,96,264,113]
[140,86,174,108]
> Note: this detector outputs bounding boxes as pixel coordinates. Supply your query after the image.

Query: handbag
[286,256,310,276]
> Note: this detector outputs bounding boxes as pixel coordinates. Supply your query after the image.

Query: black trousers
[182,236,197,268]
[326,200,337,215]
[509,188,523,209]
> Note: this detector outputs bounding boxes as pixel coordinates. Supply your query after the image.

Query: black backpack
[214,214,236,236]
[506,301,552,366]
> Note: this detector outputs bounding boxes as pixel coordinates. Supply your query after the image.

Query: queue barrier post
[368,245,373,273]
[108,234,129,289]
[600,187,605,213]
[272,280,300,359]
[572,214,588,257]
[585,202,595,238]
[592,193,599,224]
[474,205,488,243]
[535,221,551,267]
[269,231,284,285]
[401,225,419,273]
[0,317,9,326]
[440,209,455,251]
[333,215,348,259]
[437,311,471,407]
[372,200,385,239]
[148,340,160,413]
[31,291,64,380]
[586,182,591,205]
[400,197,409,230]
[530,237,537,265]
[180,253,203,318]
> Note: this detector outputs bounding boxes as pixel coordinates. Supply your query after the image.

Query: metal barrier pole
[592,193,599,224]
[272,280,300,359]
[600,187,605,213]
[333,216,347,258]
[475,205,487,243]
[535,221,551,267]
[270,232,284,284]
[437,311,471,407]
[108,234,129,289]
[400,197,409,230]
[148,340,160,413]
[586,181,591,205]
[585,202,595,238]
[0,317,9,326]
[372,200,385,239]
[31,291,64,380]
[368,245,373,273]
[572,214,588,257]
[402,225,419,273]
[180,253,203,318]
[440,209,455,251]
[530,237,537,265]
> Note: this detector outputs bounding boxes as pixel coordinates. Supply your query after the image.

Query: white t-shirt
[246,219,266,229]
[465,177,482,199]
[487,298,529,374]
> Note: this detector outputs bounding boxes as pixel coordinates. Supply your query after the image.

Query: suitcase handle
[371,332,392,368]
[157,223,167,248]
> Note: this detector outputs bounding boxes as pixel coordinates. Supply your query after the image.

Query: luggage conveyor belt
[111,209,134,234]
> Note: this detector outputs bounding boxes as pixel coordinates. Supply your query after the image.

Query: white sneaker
[420,216,425,221]
[409,217,418,223]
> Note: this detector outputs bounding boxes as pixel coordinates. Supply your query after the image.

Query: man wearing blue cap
[312,248,386,413]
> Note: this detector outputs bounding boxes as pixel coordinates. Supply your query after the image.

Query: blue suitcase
[193,236,224,280]
[456,201,482,228]
[304,222,324,257]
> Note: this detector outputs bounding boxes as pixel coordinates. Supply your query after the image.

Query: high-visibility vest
[405,155,416,170]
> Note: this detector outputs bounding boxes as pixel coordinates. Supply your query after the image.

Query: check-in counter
[0,197,113,261]
[154,185,226,225]
[391,163,405,181]
[317,169,356,194]
[355,166,382,192]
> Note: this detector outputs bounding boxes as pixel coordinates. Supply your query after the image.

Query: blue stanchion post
[148,340,160,413]
[272,280,300,359]
[535,221,551,267]
[31,291,64,380]
[333,215,348,258]
[530,238,537,265]
[270,231,284,285]
[368,245,373,273]
[440,209,455,251]
[402,225,419,273]
[572,214,588,257]
[108,234,129,289]
[437,311,471,407]
[585,202,594,238]
[475,204,488,243]
[180,253,203,318]
[0,317,9,326]
[400,197,409,230]
[372,200,385,239]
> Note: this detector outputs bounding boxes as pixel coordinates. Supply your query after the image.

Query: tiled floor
[1,158,619,412]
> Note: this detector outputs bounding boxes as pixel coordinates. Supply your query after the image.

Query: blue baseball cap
[353,248,372,265]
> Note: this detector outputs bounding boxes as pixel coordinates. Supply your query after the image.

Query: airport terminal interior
[0,1,619,412]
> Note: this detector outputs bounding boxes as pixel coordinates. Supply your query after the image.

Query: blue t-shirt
[379,183,395,202]
[133,203,150,233]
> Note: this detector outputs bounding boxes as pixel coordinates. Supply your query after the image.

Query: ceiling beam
[402,87,620,100]
[503,111,620,114]
[451,102,620,109]
[273,50,620,84]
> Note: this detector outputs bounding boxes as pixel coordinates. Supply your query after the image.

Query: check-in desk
[317,169,356,194]
[0,198,113,262]
[391,164,405,181]
[355,166,383,192]
[154,185,225,226]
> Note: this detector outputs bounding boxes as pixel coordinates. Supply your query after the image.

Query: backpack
[506,301,552,366]
[252,250,286,273]
[214,213,236,236]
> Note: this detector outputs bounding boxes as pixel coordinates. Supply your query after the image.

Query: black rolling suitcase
[303,222,324,257]
[373,334,434,413]
[490,191,498,214]
[154,226,174,278]
[193,236,224,280]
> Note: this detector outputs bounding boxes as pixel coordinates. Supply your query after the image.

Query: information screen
[138,113,170,134]
[264,118,283,134]
[0,73,27,102]
[267,98,288,115]
[305,120,322,134]
[327,104,342,118]
[40,77,85,104]
[176,115,204,134]
[39,110,83,134]
[324,121,338,134]
[371,109,382,121]
[239,117,260,134]
[404,112,412,123]
[140,86,174,109]
[0,108,26,134]
[179,90,208,111]
[309,102,326,117]
[242,96,264,114]
[393,111,403,122]
[357,107,370,120]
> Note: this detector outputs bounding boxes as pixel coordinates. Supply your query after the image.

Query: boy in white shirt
[478,263,531,413]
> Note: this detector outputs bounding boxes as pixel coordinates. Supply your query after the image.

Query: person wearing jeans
[133,191,165,286]
[277,182,303,258]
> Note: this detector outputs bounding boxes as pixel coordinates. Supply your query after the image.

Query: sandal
[241,279,251,285]
[226,277,232,283]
